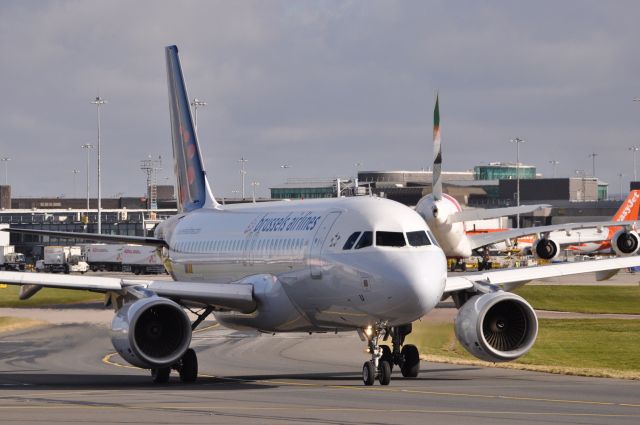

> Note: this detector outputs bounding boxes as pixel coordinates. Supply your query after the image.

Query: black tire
[179,348,198,383]
[378,360,391,386]
[401,344,420,378]
[362,361,375,386]
[380,345,393,370]
[151,367,171,384]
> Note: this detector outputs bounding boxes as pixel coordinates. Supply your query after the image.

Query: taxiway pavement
[0,323,638,424]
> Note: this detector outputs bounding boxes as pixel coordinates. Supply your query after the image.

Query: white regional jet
[2,46,640,386]
[415,96,640,262]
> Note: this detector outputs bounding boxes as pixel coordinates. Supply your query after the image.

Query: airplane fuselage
[156,196,447,333]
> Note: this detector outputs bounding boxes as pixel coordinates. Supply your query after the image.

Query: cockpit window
[427,230,440,247]
[376,231,406,247]
[407,230,431,246]
[343,232,361,250]
[354,231,373,249]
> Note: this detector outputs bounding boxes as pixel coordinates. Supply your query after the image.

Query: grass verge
[407,318,640,380]
[0,285,103,308]
[0,316,47,333]
[513,285,640,314]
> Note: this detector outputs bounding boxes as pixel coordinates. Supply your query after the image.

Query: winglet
[432,92,442,201]
[165,45,219,212]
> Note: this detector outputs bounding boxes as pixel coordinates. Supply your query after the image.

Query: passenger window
[343,232,361,250]
[376,231,406,247]
[407,231,431,247]
[354,231,373,249]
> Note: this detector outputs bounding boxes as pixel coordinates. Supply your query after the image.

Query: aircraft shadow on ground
[0,366,478,391]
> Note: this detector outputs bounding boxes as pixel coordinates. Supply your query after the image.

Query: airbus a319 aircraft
[416,96,640,261]
[2,46,640,386]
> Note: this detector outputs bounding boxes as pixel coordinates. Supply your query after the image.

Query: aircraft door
[309,212,341,279]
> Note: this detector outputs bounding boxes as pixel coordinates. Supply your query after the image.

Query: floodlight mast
[90,96,107,234]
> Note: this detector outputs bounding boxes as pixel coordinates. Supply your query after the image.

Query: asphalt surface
[0,323,638,425]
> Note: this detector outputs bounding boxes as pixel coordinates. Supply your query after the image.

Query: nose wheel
[360,323,420,386]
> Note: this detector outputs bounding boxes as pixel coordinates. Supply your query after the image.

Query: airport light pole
[630,146,640,182]
[588,152,598,177]
[618,172,624,200]
[190,98,207,132]
[549,160,559,178]
[510,138,525,228]
[0,157,11,185]
[72,169,80,198]
[91,96,107,234]
[238,156,248,199]
[251,181,260,203]
[81,143,94,213]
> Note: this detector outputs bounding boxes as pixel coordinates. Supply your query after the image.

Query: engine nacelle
[111,297,192,369]
[532,238,559,260]
[454,291,538,362]
[611,230,640,256]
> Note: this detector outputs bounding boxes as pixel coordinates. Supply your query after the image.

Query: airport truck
[40,246,89,274]
[85,244,123,272]
[1,245,26,271]
[121,245,165,275]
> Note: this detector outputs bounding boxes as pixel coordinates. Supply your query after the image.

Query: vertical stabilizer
[432,93,443,201]
[613,190,640,222]
[165,45,219,212]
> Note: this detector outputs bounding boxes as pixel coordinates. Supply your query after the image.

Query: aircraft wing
[467,220,638,250]
[1,228,167,247]
[444,255,640,293]
[0,271,256,313]
[449,204,550,224]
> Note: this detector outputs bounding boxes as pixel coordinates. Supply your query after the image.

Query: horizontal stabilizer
[449,204,550,224]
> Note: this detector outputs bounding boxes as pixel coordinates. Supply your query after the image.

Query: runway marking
[98,322,640,412]
[0,403,636,418]
[101,354,640,410]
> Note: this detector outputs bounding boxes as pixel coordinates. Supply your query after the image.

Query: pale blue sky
[1,0,639,198]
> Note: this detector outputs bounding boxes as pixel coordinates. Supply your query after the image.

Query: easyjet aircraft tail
[612,190,640,222]
[165,45,218,212]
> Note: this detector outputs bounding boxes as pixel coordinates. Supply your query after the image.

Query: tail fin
[613,190,640,222]
[165,45,218,212]
[432,92,442,201]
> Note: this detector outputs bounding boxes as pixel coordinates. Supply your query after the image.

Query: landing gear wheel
[362,361,375,386]
[178,348,198,383]
[380,345,393,371]
[401,344,420,378]
[151,367,171,384]
[378,360,391,386]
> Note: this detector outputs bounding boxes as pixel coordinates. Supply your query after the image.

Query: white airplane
[415,95,639,261]
[2,46,640,387]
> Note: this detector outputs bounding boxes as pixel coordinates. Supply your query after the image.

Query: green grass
[407,319,640,374]
[513,285,640,314]
[0,285,103,308]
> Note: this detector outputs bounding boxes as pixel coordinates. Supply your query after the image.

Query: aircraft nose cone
[383,249,447,323]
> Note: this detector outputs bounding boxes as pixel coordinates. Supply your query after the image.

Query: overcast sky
[1,0,640,200]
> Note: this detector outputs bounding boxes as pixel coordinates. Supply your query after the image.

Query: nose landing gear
[359,323,421,386]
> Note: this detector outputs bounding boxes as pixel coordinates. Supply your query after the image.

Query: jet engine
[111,297,192,369]
[532,238,559,260]
[454,291,538,362]
[611,230,640,256]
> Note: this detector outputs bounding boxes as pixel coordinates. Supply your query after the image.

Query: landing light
[365,326,373,337]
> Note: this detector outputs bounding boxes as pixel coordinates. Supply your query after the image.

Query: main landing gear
[359,323,420,386]
[150,348,199,384]
[150,306,213,384]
